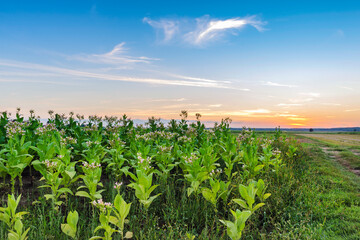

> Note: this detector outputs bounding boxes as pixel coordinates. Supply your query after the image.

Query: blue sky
[1,1,360,127]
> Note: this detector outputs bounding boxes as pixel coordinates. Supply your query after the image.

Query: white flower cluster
[137,153,151,164]
[85,140,100,147]
[261,139,273,148]
[108,138,125,147]
[272,149,282,156]
[237,128,253,142]
[209,168,222,177]
[91,199,112,212]
[5,121,27,138]
[35,123,57,135]
[84,125,98,132]
[184,153,198,164]
[136,131,177,141]
[114,182,123,189]
[45,160,58,169]
[83,161,101,169]
[159,145,173,152]
[178,136,192,143]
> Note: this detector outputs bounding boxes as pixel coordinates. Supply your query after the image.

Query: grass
[284,136,360,239]
[296,133,360,147]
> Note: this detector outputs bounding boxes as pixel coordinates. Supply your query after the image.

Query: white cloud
[277,103,303,107]
[72,42,158,65]
[243,109,270,114]
[208,104,222,108]
[300,92,320,98]
[264,81,297,88]
[185,15,265,45]
[278,114,298,117]
[147,98,187,102]
[143,17,179,42]
[287,117,308,121]
[201,109,271,117]
[289,98,314,103]
[321,103,341,106]
[144,15,266,46]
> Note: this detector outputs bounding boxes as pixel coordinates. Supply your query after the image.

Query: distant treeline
[231,127,360,132]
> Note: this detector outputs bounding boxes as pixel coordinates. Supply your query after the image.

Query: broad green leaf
[75,191,91,199]
[232,199,248,209]
[61,224,76,239]
[263,193,271,200]
[252,203,265,212]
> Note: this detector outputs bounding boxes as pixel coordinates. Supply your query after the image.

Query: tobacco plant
[32,158,75,210]
[182,153,209,197]
[109,194,133,239]
[61,210,79,239]
[219,209,251,240]
[76,161,104,202]
[232,179,270,213]
[0,136,33,193]
[0,194,30,240]
[127,169,161,209]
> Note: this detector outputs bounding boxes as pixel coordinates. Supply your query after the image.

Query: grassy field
[297,133,360,147]
[295,133,360,174]
[287,133,360,239]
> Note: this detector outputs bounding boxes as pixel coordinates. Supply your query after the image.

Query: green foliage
[219,209,251,240]
[32,157,77,210]
[201,178,230,210]
[109,194,132,239]
[0,194,30,240]
[0,136,33,193]
[127,169,161,209]
[0,110,327,239]
[61,210,78,239]
[232,179,270,213]
[76,162,104,202]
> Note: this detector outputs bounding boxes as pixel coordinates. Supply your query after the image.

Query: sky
[1,0,360,128]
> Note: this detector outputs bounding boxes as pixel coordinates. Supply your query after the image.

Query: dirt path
[295,135,360,176]
[319,146,360,176]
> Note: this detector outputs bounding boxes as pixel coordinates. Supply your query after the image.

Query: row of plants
[0,109,300,239]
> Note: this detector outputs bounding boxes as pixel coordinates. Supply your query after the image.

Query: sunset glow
[1,1,360,128]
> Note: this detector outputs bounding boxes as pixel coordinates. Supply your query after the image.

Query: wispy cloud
[71,42,158,65]
[243,109,270,114]
[0,59,238,89]
[278,113,298,117]
[300,92,320,98]
[143,18,179,42]
[287,117,308,121]
[144,15,266,46]
[289,98,314,103]
[345,109,360,112]
[208,104,222,108]
[0,77,77,86]
[201,109,271,117]
[277,103,303,107]
[185,15,266,45]
[161,103,201,109]
[321,103,341,106]
[147,98,187,102]
[264,81,298,88]
[289,123,305,126]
